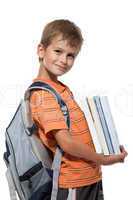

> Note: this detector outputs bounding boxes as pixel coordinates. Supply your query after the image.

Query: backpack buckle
[61,105,68,115]
[27,123,38,136]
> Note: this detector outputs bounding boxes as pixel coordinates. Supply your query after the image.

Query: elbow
[59,138,73,155]
[53,129,74,155]
[60,141,72,154]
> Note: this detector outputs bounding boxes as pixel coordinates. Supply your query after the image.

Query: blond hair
[40,19,83,50]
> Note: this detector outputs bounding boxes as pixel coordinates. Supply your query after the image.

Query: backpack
[3,81,70,200]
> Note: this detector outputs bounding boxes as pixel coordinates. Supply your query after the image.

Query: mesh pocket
[20,162,53,200]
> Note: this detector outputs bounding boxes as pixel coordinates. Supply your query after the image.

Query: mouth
[56,64,67,72]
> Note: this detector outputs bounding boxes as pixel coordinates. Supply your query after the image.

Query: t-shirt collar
[33,77,66,93]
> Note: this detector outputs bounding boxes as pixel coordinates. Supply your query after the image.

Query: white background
[0,0,133,199]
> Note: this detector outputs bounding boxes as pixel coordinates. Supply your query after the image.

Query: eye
[54,49,61,54]
[67,54,75,59]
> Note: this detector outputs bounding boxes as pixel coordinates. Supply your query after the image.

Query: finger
[119,145,124,151]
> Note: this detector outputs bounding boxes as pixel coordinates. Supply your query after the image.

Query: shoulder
[30,89,55,101]
[30,89,60,111]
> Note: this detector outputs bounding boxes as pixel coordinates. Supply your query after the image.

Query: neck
[37,64,58,82]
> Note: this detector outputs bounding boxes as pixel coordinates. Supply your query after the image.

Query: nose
[60,54,67,65]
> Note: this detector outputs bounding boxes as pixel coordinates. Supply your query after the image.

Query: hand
[119,145,128,162]
[101,145,128,166]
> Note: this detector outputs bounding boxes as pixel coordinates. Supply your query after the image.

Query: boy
[30,19,127,200]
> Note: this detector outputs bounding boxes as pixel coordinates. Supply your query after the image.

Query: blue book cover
[100,96,120,154]
[93,96,114,154]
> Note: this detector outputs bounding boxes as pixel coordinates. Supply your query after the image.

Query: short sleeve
[30,90,68,136]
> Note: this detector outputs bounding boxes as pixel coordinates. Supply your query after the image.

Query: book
[87,97,109,155]
[86,96,120,155]
[99,96,120,154]
[93,96,114,154]
[85,98,102,154]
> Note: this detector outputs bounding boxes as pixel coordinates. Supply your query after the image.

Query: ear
[37,44,45,59]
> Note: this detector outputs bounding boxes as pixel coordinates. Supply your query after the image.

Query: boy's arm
[53,129,128,166]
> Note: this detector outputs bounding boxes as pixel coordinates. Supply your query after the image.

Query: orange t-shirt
[30,77,102,188]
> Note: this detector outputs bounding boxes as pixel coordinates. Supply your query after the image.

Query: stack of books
[85,96,120,155]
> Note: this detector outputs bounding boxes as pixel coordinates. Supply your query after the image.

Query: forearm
[54,129,103,164]
[63,139,103,164]
[54,129,127,166]
[63,139,127,165]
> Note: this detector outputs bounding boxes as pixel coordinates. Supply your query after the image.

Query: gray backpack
[3,81,70,200]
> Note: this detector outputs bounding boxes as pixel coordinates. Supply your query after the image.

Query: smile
[56,65,67,72]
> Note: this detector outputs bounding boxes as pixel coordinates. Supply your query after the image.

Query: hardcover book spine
[100,96,120,154]
[87,97,109,155]
[93,96,114,154]
[85,98,102,154]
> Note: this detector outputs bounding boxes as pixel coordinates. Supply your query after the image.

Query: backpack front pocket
[20,162,53,200]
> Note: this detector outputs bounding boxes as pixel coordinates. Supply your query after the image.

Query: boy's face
[38,35,79,80]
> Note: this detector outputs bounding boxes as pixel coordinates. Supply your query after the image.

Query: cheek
[68,59,74,67]
[47,54,58,64]
[44,55,53,66]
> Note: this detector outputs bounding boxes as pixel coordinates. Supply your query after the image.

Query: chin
[57,74,64,77]
[55,71,66,76]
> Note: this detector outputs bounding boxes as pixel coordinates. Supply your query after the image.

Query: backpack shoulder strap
[24,81,70,200]
[25,81,70,130]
